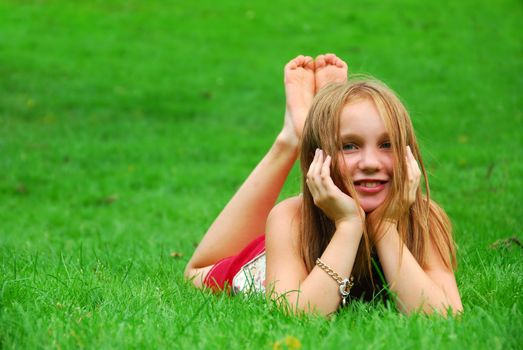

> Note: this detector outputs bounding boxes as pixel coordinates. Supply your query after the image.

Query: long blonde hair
[299,78,456,285]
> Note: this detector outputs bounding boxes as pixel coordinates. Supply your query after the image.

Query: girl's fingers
[306,178,318,198]
[306,151,319,194]
[315,153,327,191]
[312,149,320,170]
[318,154,339,196]
[307,149,323,193]
[406,146,419,179]
[405,146,421,203]
[307,150,323,200]
[320,155,331,179]
[406,146,414,178]
[317,149,324,171]
[307,149,320,178]
[313,149,324,178]
[320,155,334,190]
[409,147,419,169]
[308,149,335,196]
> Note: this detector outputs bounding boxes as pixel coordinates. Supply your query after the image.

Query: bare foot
[314,53,348,94]
[281,55,315,144]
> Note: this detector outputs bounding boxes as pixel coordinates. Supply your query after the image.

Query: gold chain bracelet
[316,258,354,307]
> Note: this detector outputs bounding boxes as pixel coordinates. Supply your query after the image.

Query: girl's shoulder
[266,195,303,261]
[266,194,302,238]
[271,194,302,218]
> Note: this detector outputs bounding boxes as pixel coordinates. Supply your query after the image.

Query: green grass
[1,0,522,348]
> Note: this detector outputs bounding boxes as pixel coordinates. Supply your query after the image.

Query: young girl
[184,54,463,316]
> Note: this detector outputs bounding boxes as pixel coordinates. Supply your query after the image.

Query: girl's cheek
[340,154,358,172]
[386,155,395,173]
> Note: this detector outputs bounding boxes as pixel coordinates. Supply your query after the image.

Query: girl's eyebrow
[340,132,390,142]
[340,133,362,142]
[378,132,390,140]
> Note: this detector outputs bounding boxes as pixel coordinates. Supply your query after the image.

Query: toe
[297,55,311,68]
[315,54,326,68]
[304,56,314,70]
[289,55,304,66]
[285,60,297,70]
[335,57,347,68]
[324,53,336,64]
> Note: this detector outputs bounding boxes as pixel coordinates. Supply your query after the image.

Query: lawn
[1,0,522,349]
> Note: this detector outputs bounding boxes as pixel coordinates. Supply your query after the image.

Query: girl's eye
[342,143,357,151]
[381,141,392,149]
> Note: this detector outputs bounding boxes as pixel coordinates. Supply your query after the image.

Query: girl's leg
[185,55,315,284]
[185,54,349,287]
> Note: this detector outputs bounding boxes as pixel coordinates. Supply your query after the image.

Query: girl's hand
[306,149,364,228]
[405,146,421,207]
[383,145,421,220]
[368,146,421,241]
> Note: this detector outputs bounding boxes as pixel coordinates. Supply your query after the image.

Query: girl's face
[338,98,394,212]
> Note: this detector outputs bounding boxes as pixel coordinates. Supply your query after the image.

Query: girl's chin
[362,206,378,213]
[356,188,389,213]
[360,199,386,213]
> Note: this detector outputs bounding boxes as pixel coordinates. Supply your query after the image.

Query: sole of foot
[283,55,315,140]
[314,53,348,94]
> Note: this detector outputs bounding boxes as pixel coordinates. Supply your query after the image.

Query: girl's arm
[266,151,363,316]
[375,223,463,314]
[266,198,362,316]
[374,147,463,314]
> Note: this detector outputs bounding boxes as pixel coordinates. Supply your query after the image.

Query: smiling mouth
[353,181,387,188]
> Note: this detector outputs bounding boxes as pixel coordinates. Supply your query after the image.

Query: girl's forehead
[339,99,386,133]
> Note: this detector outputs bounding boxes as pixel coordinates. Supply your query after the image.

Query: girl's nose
[358,148,382,172]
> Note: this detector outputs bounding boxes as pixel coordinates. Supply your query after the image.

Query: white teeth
[361,182,379,188]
